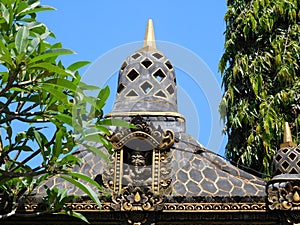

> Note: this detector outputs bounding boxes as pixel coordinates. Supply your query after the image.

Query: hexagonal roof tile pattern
[171,133,266,197]
[37,133,266,197]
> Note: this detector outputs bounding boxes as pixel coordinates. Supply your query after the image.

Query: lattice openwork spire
[109,19,179,116]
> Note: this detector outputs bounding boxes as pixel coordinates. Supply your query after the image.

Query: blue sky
[39,1,228,155]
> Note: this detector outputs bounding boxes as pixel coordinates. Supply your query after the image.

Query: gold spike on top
[141,19,156,51]
[280,122,296,148]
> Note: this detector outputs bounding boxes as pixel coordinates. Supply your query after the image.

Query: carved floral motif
[107,115,174,151]
[267,180,300,210]
[23,201,266,212]
[112,185,163,211]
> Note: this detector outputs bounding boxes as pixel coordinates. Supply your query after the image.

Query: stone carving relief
[102,115,174,225]
[112,184,163,211]
[267,179,300,210]
[267,178,300,223]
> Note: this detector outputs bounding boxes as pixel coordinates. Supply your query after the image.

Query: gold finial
[143,19,156,50]
[280,122,296,148]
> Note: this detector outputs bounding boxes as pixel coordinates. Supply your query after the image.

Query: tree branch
[0,92,18,113]
[12,131,57,171]
[0,168,48,179]
[0,69,20,97]
[0,208,51,219]
[0,114,49,124]
[0,207,17,219]
[13,139,29,162]
[21,103,40,113]
[15,117,49,123]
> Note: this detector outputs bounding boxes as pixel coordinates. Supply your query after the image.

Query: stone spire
[272,122,299,175]
[280,122,296,148]
[108,19,182,121]
[143,19,156,50]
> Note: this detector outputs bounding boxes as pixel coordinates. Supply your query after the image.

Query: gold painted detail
[267,179,300,210]
[281,122,296,148]
[112,185,163,211]
[105,111,185,122]
[152,148,160,193]
[162,202,266,212]
[103,116,174,212]
[143,19,156,50]
[23,201,266,212]
[108,115,175,151]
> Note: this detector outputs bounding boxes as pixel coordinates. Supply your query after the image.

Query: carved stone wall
[267,176,300,223]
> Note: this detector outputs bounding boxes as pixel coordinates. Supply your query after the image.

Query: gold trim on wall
[106,111,185,122]
[23,202,267,213]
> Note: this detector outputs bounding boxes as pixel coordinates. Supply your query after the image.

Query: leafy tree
[0,0,119,222]
[219,0,300,176]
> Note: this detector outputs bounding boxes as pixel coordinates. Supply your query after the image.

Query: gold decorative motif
[162,202,266,212]
[143,19,156,50]
[134,192,141,203]
[294,191,300,202]
[23,201,266,213]
[280,122,296,148]
[108,116,174,151]
[160,130,175,150]
[267,179,300,210]
[112,185,163,211]
[103,115,174,197]
[105,111,185,122]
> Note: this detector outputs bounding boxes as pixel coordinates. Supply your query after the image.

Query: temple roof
[36,132,265,198]
[12,18,300,225]
[35,19,266,199]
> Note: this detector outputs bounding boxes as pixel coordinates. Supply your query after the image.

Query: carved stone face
[130,152,146,167]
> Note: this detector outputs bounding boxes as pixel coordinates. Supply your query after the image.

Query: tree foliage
[0,0,120,221]
[219,0,300,176]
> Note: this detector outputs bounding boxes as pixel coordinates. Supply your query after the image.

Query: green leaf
[2,4,10,24]
[42,78,79,93]
[29,62,75,78]
[84,133,102,142]
[78,82,100,91]
[0,35,10,55]
[5,126,12,139]
[14,146,33,152]
[53,128,63,159]
[97,86,110,109]
[10,87,30,92]
[0,54,14,67]
[83,95,101,112]
[17,5,55,17]
[98,134,112,152]
[67,61,90,72]
[51,114,72,127]
[57,188,68,202]
[28,48,74,64]
[27,21,44,30]
[57,211,89,224]
[67,172,102,190]
[57,154,81,166]
[15,26,29,54]
[95,125,111,136]
[98,118,135,128]
[82,143,109,163]
[27,37,40,56]
[39,84,69,104]
[60,175,101,210]
[0,177,11,187]
[33,129,46,160]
